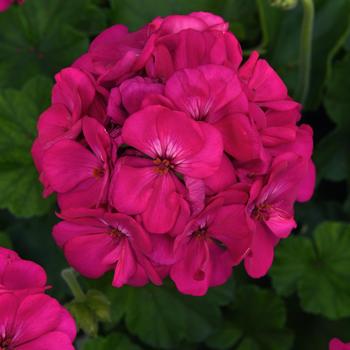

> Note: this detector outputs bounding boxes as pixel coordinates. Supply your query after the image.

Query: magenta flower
[53,208,162,287]
[0,248,47,296]
[110,105,223,233]
[42,117,111,209]
[171,185,252,295]
[244,153,310,278]
[330,339,350,350]
[0,293,76,350]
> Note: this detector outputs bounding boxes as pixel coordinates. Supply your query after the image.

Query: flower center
[153,157,174,175]
[252,202,271,221]
[0,336,12,350]
[93,168,105,179]
[109,228,124,239]
[192,226,208,238]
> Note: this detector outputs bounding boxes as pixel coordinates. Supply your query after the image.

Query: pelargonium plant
[32,11,315,296]
[0,247,76,350]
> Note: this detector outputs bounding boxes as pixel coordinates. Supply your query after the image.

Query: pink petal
[122,105,204,159]
[184,176,205,215]
[177,122,223,178]
[142,174,182,234]
[14,294,64,345]
[52,220,106,248]
[0,293,17,327]
[82,117,110,163]
[103,213,152,254]
[329,338,350,350]
[204,154,237,194]
[112,240,137,287]
[2,259,47,291]
[171,238,211,296]
[17,332,74,350]
[56,308,77,342]
[57,176,106,209]
[120,76,163,114]
[215,113,263,162]
[64,234,116,278]
[164,64,241,121]
[265,210,297,238]
[244,224,278,278]
[190,12,228,31]
[109,157,156,214]
[148,234,175,265]
[207,240,233,287]
[297,160,316,202]
[37,104,81,146]
[42,140,100,193]
[210,205,252,264]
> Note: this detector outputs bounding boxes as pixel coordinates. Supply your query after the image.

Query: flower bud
[269,0,298,10]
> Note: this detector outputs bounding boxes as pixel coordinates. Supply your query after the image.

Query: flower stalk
[296,0,314,104]
[61,268,86,302]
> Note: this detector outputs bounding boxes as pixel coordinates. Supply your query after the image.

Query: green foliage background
[0,0,349,349]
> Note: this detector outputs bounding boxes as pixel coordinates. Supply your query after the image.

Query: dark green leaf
[314,129,349,182]
[86,277,234,349]
[207,286,293,350]
[271,222,350,319]
[0,0,106,87]
[324,54,350,128]
[264,0,350,109]
[0,76,54,217]
[82,333,141,350]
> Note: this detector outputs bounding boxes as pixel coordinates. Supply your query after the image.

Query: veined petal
[42,140,101,193]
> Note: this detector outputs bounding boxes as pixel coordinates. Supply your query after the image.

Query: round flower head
[32,11,315,295]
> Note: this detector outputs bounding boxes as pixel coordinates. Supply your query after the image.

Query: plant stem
[256,0,270,51]
[296,0,314,104]
[61,268,86,302]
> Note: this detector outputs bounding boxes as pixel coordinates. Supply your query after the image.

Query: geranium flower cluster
[0,248,76,350]
[32,12,315,296]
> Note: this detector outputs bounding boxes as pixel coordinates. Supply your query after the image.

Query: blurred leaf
[271,222,350,319]
[265,0,350,109]
[86,276,234,349]
[0,76,55,217]
[82,333,141,350]
[0,0,108,87]
[324,54,350,128]
[295,200,347,234]
[0,231,12,248]
[270,237,315,297]
[206,286,293,350]
[314,129,349,182]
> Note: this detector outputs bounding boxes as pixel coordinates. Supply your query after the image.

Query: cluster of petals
[32,11,315,296]
[330,339,350,350]
[0,248,76,350]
